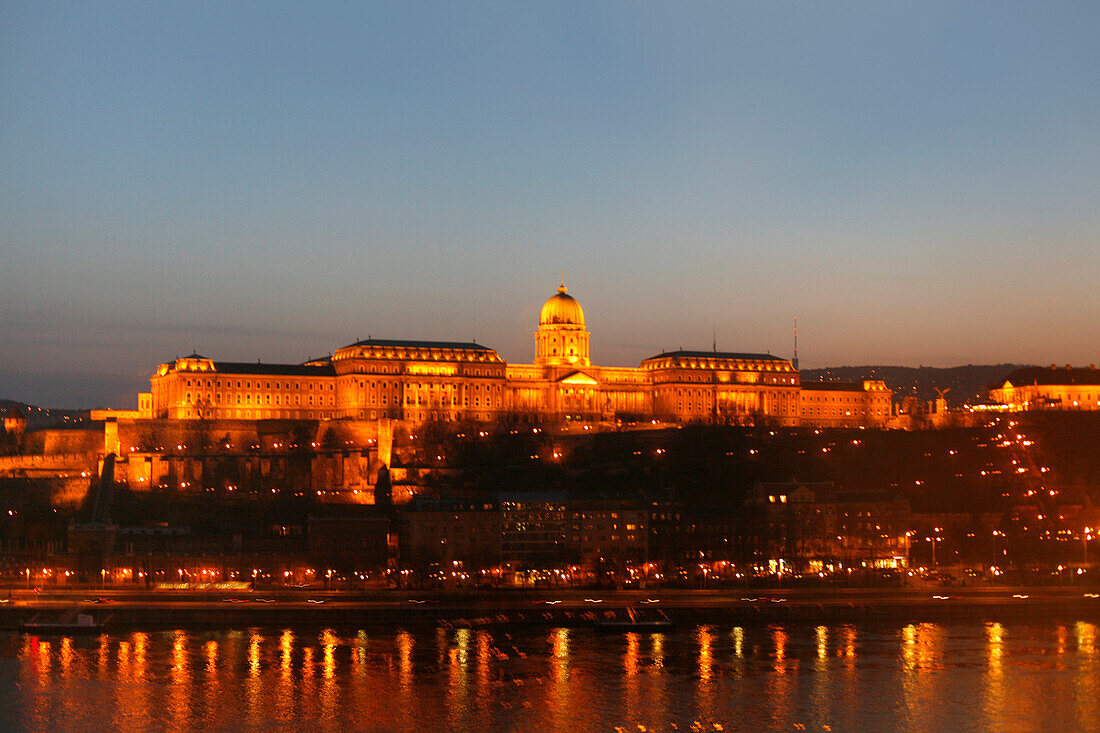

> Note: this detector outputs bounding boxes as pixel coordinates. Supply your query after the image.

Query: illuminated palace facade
[990,365,1100,411]
[137,282,889,428]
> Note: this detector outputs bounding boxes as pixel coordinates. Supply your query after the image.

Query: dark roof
[212,361,336,376]
[757,481,836,490]
[1002,366,1100,387]
[343,338,495,352]
[643,349,790,363]
[835,491,906,505]
[5,406,26,419]
[800,381,868,392]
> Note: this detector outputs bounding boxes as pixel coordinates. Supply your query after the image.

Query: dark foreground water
[2,620,1098,732]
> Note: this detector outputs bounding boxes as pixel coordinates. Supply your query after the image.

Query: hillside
[802,364,1030,407]
[0,400,89,430]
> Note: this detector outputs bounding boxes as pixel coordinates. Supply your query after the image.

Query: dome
[539,283,585,326]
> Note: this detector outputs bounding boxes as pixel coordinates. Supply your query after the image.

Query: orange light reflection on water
[168,632,192,728]
[447,627,470,727]
[59,637,73,679]
[547,628,571,731]
[275,629,295,722]
[765,626,794,728]
[981,622,1008,731]
[1076,622,1099,729]
[15,621,1100,731]
[319,628,340,727]
[696,625,715,722]
[397,629,414,691]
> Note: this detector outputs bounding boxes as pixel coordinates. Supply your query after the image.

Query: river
[3,620,1098,731]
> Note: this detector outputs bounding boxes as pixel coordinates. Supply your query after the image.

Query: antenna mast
[793,316,799,371]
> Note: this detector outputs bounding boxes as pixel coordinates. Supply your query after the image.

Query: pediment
[557,371,598,386]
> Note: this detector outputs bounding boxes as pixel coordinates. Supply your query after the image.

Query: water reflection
[1077,621,1096,656]
[447,628,470,728]
[650,631,664,668]
[249,630,262,676]
[34,639,51,688]
[982,622,1007,731]
[766,626,794,728]
[274,629,294,724]
[697,625,713,681]
[899,622,945,730]
[353,630,367,676]
[841,624,857,659]
[133,631,147,678]
[396,629,414,690]
[623,631,639,677]
[205,639,218,678]
[168,631,191,729]
[696,625,715,721]
[97,635,109,678]
[319,629,340,727]
[58,637,73,679]
[1076,622,1099,729]
[547,628,571,731]
[7,620,1100,732]
[280,629,293,678]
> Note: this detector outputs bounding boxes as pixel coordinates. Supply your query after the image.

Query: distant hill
[0,399,90,430]
[801,364,1031,407]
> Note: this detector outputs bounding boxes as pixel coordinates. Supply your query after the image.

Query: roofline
[340,338,496,351]
[641,350,791,363]
[210,361,336,376]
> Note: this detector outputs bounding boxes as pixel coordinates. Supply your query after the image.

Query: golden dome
[539,281,585,327]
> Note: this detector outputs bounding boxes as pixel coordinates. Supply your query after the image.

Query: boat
[20,606,106,634]
[594,606,673,631]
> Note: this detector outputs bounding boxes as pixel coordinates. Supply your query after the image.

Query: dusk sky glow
[2,2,1099,408]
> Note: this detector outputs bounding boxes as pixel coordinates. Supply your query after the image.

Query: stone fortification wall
[0,452,98,478]
[22,429,102,455]
[114,418,385,453]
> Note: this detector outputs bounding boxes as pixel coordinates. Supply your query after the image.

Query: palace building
[127,280,889,429]
[990,365,1100,411]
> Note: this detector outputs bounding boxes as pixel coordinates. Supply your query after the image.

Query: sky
[2,2,1099,408]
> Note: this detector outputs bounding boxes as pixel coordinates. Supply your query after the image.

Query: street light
[926,528,943,568]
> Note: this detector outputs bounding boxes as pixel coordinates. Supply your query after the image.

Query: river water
[2,620,1098,732]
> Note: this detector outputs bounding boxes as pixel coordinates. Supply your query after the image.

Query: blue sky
[2,2,1098,407]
